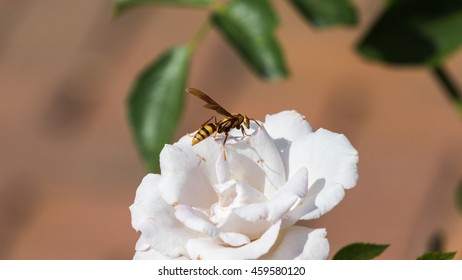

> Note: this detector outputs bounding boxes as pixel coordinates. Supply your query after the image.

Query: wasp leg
[222,133,229,160]
[250,118,262,129]
[241,126,251,137]
[201,116,217,126]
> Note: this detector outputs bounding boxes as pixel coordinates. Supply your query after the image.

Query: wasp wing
[186,88,233,117]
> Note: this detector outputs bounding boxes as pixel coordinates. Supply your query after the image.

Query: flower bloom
[130,110,358,260]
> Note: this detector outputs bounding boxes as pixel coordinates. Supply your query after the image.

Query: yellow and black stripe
[217,116,238,133]
[192,123,218,145]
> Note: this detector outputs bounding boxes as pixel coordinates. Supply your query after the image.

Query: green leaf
[128,45,191,172]
[417,251,456,260]
[358,0,462,66]
[457,181,462,214]
[115,0,212,16]
[333,243,389,260]
[289,0,357,28]
[212,0,288,80]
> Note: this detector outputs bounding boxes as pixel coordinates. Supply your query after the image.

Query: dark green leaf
[115,0,212,16]
[212,0,288,80]
[333,243,389,260]
[417,251,456,260]
[358,0,462,66]
[457,181,462,214]
[290,0,357,28]
[128,45,191,172]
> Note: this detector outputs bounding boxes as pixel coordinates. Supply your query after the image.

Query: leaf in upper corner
[127,45,191,172]
[333,243,389,260]
[212,0,289,80]
[357,0,462,66]
[417,251,456,260]
[289,0,358,28]
[115,0,212,16]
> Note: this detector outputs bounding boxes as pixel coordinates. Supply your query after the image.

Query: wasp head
[243,115,250,129]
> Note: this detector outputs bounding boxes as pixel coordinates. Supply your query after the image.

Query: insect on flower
[186,88,261,159]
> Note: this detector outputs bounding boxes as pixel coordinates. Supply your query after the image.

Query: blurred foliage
[115,0,462,177]
[114,0,212,15]
[333,243,389,260]
[212,0,288,80]
[127,45,191,172]
[417,251,456,260]
[358,0,462,66]
[290,0,357,28]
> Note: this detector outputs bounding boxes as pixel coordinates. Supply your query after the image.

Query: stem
[432,67,462,107]
[188,19,211,51]
[188,0,225,51]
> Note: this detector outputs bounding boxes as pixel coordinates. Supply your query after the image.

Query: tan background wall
[1,0,462,259]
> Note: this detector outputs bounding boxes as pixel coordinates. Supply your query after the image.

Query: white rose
[130,110,358,260]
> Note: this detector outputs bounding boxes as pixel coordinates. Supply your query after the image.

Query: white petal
[232,180,267,206]
[187,221,281,260]
[287,128,358,217]
[226,126,286,197]
[213,180,266,209]
[213,180,237,207]
[217,210,272,240]
[282,178,331,227]
[130,174,203,258]
[159,144,216,209]
[264,110,313,142]
[289,128,358,189]
[177,133,223,185]
[130,174,162,230]
[175,205,220,237]
[135,235,150,251]
[134,248,189,260]
[218,232,250,247]
[263,111,313,175]
[175,204,251,247]
[249,127,287,197]
[215,151,231,184]
[262,227,329,260]
[232,168,308,223]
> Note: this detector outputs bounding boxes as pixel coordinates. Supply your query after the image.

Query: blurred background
[1,0,462,259]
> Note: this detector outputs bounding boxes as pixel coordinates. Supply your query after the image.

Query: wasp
[186,88,260,157]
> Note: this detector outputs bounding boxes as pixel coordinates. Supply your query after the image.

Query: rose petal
[159,144,216,209]
[263,111,313,175]
[262,227,329,260]
[226,127,286,197]
[177,133,222,185]
[264,110,313,142]
[217,210,272,240]
[175,205,219,237]
[215,151,231,184]
[135,235,150,251]
[232,168,308,223]
[281,178,327,227]
[187,220,281,260]
[175,204,251,247]
[287,128,358,217]
[232,180,267,206]
[130,174,204,258]
[249,127,287,197]
[218,232,250,247]
[134,248,188,260]
[288,128,358,189]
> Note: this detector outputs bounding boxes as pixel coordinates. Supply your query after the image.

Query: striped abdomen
[192,123,218,145]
